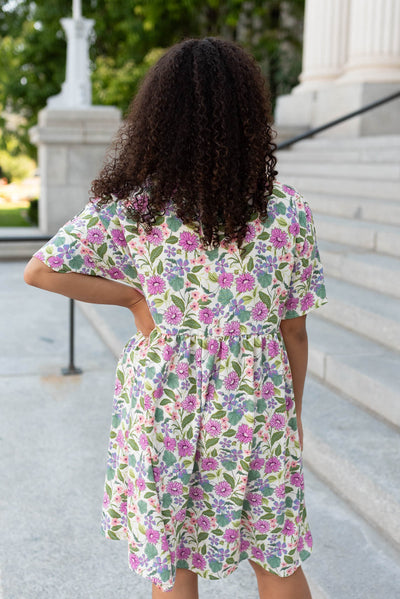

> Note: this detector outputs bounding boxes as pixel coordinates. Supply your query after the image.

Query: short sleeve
[281,197,328,319]
[33,201,143,293]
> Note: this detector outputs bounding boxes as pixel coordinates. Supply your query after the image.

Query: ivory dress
[34,180,327,592]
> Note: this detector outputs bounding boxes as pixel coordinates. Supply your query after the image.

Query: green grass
[0,206,32,227]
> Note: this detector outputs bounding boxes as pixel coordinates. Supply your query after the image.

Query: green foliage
[0,0,305,155]
[0,149,36,181]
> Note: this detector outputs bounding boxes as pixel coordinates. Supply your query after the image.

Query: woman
[25,37,327,599]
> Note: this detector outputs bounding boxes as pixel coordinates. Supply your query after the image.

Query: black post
[62,299,82,375]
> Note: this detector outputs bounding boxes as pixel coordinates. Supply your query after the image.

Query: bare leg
[248,560,312,599]
[152,568,199,599]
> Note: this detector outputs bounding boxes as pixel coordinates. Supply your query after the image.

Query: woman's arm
[280,315,308,449]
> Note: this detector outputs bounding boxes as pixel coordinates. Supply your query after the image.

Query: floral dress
[34,180,327,592]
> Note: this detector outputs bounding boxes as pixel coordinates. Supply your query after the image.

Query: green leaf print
[271,431,284,445]
[163,451,177,466]
[218,289,233,305]
[258,273,272,288]
[147,351,161,363]
[272,186,286,198]
[247,257,254,272]
[228,411,242,425]
[223,473,235,487]
[205,248,219,261]
[276,202,287,215]
[157,261,164,274]
[162,493,172,508]
[206,438,219,449]
[145,543,158,559]
[182,413,195,428]
[108,509,121,518]
[210,561,223,573]
[138,500,147,514]
[155,408,164,422]
[69,255,84,270]
[170,276,184,291]
[150,246,163,262]
[232,362,241,377]
[172,295,186,313]
[288,417,297,431]
[97,242,107,258]
[166,216,181,231]
[165,235,178,243]
[167,372,179,388]
[238,310,251,322]
[192,265,203,273]
[187,273,200,286]
[267,556,281,569]
[182,318,202,329]
[198,532,209,542]
[208,272,219,282]
[317,284,327,298]
[300,550,311,560]
[222,460,236,471]
[216,514,230,527]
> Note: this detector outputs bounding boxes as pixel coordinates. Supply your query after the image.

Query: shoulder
[268,180,313,223]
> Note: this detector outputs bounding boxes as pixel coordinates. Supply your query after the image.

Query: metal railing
[1,89,399,374]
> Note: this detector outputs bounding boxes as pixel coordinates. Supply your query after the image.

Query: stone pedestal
[29,106,121,234]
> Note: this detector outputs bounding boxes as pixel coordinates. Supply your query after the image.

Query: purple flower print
[286,395,294,411]
[107,267,124,280]
[167,481,183,496]
[164,436,176,451]
[218,272,233,288]
[301,265,313,282]
[146,528,160,544]
[153,467,161,482]
[268,340,280,358]
[179,231,199,251]
[215,481,233,497]
[165,305,183,325]
[264,256,278,273]
[282,519,296,536]
[223,321,240,336]
[199,308,214,324]
[84,255,96,269]
[236,273,255,292]
[207,339,219,354]
[223,528,239,543]
[247,493,263,506]
[177,546,191,559]
[147,275,166,295]
[262,382,275,399]
[162,345,174,360]
[174,258,191,276]
[182,394,197,412]
[250,457,265,470]
[265,457,280,473]
[176,509,187,522]
[192,552,206,570]
[224,371,240,390]
[245,224,256,242]
[111,229,127,246]
[204,419,222,437]
[282,184,296,196]
[201,457,218,471]
[197,514,211,531]
[270,228,288,249]
[129,553,140,568]
[252,301,269,321]
[178,439,194,457]
[146,227,163,245]
[297,536,304,551]
[301,293,314,312]
[189,486,204,500]
[218,341,229,359]
[305,531,313,548]
[136,477,146,491]
[251,547,264,560]
[48,255,64,269]
[205,384,215,402]
[275,484,286,499]
[103,492,110,508]
[236,423,253,443]
[304,203,312,222]
[285,296,299,312]
[139,433,148,449]
[176,362,189,379]
[290,472,304,489]
[254,520,270,533]
[289,222,300,236]
[87,228,104,244]
[270,413,285,430]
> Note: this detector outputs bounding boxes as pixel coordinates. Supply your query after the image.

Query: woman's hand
[297,416,304,451]
[127,296,156,338]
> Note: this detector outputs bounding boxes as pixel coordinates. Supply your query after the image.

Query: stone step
[305,191,400,226]
[313,213,400,258]
[303,376,400,552]
[277,147,400,164]
[318,239,400,299]
[290,135,400,150]
[320,276,400,353]
[277,159,400,181]
[306,315,400,429]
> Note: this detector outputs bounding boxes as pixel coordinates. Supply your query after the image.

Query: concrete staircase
[277,135,400,597]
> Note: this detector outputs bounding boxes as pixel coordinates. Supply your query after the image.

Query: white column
[295,0,350,91]
[339,0,400,82]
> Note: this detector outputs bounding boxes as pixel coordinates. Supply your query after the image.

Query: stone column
[295,0,350,91]
[338,0,400,82]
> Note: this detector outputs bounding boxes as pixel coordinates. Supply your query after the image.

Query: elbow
[24,258,44,287]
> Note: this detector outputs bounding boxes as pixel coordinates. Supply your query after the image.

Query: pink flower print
[254,520,270,533]
[136,477,146,491]
[107,267,124,280]
[127,480,134,496]
[207,339,219,354]
[215,480,233,497]
[146,227,163,245]
[176,362,189,379]
[265,456,280,473]
[223,528,239,543]
[205,419,222,437]
[275,483,286,498]
[202,456,218,470]
[250,457,265,470]
[146,528,160,544]
[236,423,253,443]
[223,321,241,337]
[252,301,268,321]
[182,394,197,412]
[167,480,183,496]
[218,341,229,359]
[165,305,183,325]
[301,293,314,312]
[164,436,176,451]
[251,547,264,560]
[305,531,313,548]
[144,394,152,409]
[199,307,214,324]
[103,492,110,508]
[48,255,64,269]
[177,546,191,559]
[285,296,299,312]
[111,229,127,247]
[297,536,304,551]
[197,514,211,531]
[189,486,204,500]
[289,222,300,236]
[192,552,206,570]
[301,265,313,282]
[262,382,274,399]
[116,430,125,448]
[245,224,256,242]
[178,439,194,457]
[163,345,174,360]
[247,493,263,506]
[129,553,140,569]
[218,272,234,288]
[270,413,285,430]
[290,472,304,488]
[87,228,104,244]
[224,371,240,390]
[114,380,123,395]
[236,273,255,292]
[268,340,280,358]
[120,501,127,515]
[270,228,288,249]
[179,231,199,251]
[139,433,148,449]
[282,519,296,536]
[147,276,166,295]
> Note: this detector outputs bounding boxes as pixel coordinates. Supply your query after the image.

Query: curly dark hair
[91,37,278,248]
